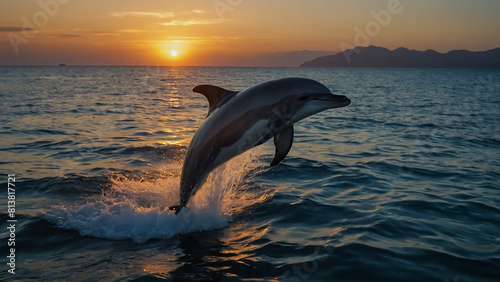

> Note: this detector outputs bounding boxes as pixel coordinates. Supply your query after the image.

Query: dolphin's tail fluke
[168,205,184,215]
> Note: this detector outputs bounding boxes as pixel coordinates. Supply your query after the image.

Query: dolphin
[169,77,351,214]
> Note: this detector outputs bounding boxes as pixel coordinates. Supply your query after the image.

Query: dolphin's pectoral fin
[193,85,239,117]
[270,125,294,166]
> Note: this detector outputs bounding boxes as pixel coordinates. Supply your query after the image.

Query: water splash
[43,151,268,243]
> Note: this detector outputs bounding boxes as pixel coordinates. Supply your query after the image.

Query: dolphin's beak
[314,93,351,107]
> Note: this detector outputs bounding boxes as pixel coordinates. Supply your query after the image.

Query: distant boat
[58,64,66,66]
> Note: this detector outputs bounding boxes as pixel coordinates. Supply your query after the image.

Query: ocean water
[0,66,499,281]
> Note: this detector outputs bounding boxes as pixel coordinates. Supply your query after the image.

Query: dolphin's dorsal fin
[193,85,238,117]
[270,125,294,166]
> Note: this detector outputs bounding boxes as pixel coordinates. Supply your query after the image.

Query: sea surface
[0,66,499,281]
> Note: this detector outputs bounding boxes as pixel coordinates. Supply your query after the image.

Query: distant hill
[300,46,500,68]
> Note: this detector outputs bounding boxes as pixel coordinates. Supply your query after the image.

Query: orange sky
[1,0,499,66]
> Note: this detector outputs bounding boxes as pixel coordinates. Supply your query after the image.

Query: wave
[42,151,269,243]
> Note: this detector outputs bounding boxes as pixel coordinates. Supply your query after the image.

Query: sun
[170,50,178,57]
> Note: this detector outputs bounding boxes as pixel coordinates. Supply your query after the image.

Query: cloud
[161,19,219,26]
[92,31,121,36]
[108,10,219,27]
[58,34,80,38]
[0,26,36,32]
[118,29,143,33]
[109,12,176,18]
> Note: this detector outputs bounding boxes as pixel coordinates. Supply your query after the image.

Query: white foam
[43,151,269,243]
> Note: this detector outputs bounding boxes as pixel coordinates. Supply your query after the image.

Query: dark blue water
[1,66,499,281]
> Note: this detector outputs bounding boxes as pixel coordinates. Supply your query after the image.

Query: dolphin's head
[278,78,351,124]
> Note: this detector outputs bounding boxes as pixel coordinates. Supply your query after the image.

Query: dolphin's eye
[298,94,309,101]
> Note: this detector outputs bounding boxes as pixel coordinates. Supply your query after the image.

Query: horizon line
[3,45,500,67]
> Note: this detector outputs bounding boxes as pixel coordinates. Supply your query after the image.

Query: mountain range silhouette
[300,45,500,68]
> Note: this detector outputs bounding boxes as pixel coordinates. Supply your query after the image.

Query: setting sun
[170,50,178,57]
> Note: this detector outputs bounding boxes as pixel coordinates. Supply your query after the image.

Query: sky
[1,0,499,66]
